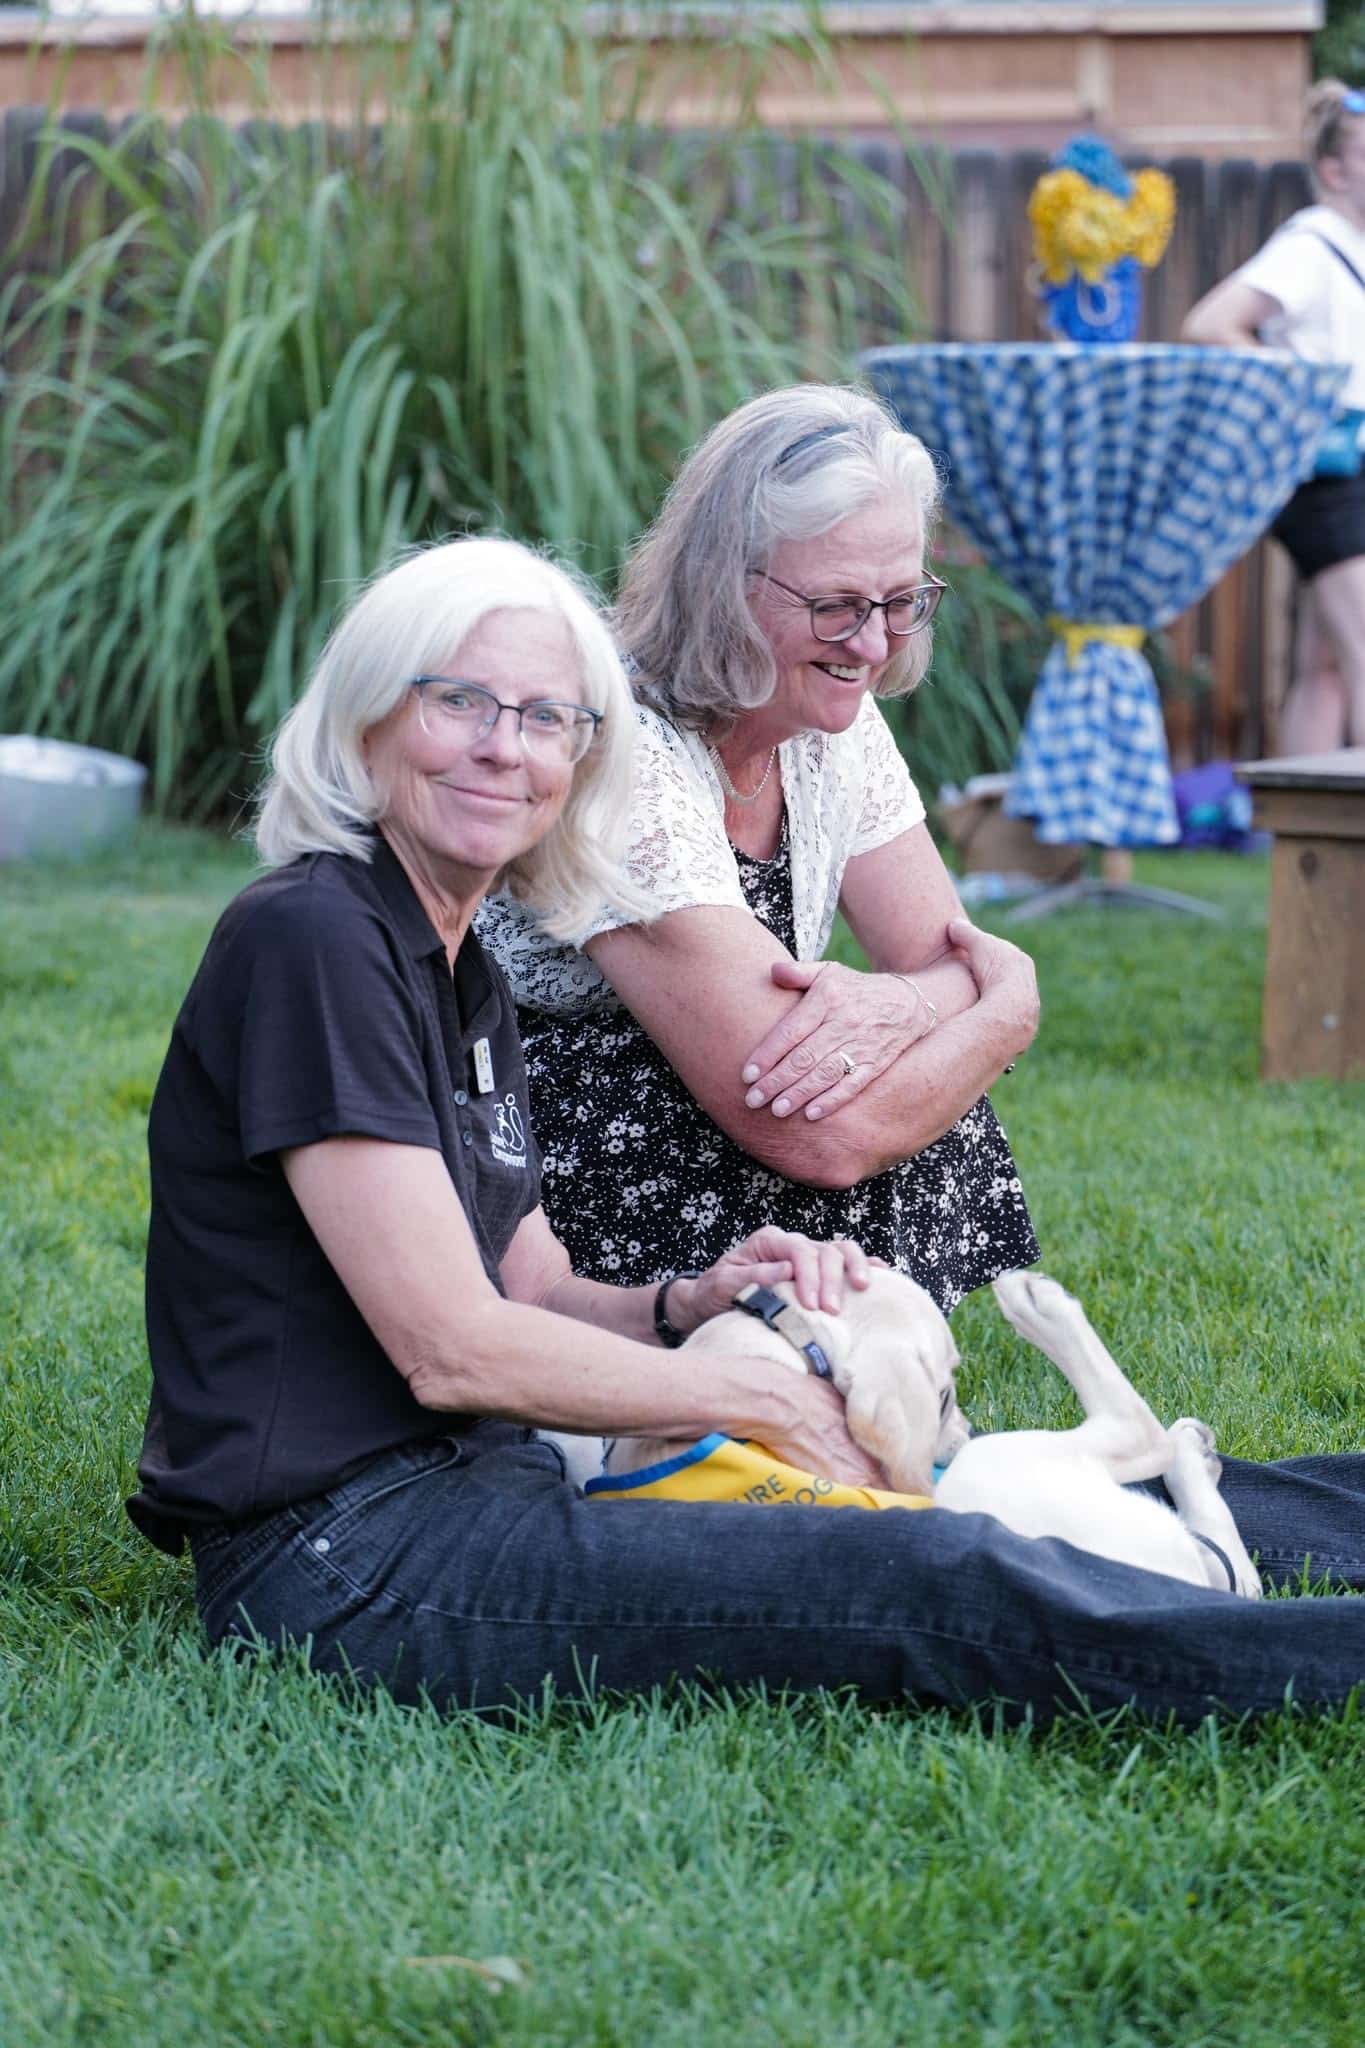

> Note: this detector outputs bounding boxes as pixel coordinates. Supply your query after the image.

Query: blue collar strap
[731,1283,834,1380]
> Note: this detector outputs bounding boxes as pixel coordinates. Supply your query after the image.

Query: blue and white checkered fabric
[861,343,1348,846]
[1006,642,1178,845]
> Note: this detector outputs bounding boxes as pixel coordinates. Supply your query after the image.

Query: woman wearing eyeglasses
[483,385,1041,1356]
[1182,80,1365,752]
[128,535,894,1698]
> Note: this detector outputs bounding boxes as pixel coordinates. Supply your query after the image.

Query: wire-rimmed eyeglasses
[755,570,948,642]
[410,677,602,765]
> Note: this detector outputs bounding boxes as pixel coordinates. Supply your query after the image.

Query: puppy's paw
[1169,1415,1222,1485]
[1230,1557,1264,1601]
[992,1269,1078,1338]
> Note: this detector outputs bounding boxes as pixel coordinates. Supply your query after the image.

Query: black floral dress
[517,816,1038,1315]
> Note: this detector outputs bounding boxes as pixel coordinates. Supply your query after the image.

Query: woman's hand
[684,1225,877,1326]
[659,1230,890,1483]
[739,957,945,1122]
[948,918,1040,1049]
[754,1376,891,1490]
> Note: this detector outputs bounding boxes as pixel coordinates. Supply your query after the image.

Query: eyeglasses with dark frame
[410,677,602,765]
[755,570,948,642]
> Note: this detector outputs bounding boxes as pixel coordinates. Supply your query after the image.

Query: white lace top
[480,692,925,1016]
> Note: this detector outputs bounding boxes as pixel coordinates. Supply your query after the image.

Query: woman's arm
[281,1137,883,1481]
[1180,277,1281,348]
[586,825,1038,1190]
[500,1202,876,1336]
[740,822,1032,1114]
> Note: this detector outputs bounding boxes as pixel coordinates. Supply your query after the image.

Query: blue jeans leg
[191,1423,1365,1724]
[1193,1455,1365,1588]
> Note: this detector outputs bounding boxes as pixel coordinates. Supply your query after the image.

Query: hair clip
[773,423,851,470]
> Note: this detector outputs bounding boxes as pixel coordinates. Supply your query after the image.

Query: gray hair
[254,536,640,941]
[615,383,941,728]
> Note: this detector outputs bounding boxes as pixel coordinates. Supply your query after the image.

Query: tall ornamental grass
[0,0,1020,813]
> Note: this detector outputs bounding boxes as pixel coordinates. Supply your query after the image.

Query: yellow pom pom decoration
[1028,170,1089,284]
[1029,161,1176,284]
[1125,168,1176,269]
[1063,184,1130,283]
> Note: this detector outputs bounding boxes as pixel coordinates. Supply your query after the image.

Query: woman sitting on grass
[128,534,1365,1725]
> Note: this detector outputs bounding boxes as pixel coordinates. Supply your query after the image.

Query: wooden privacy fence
[0,112,1314,763]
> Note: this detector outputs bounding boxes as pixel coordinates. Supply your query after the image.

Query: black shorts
[1270,472,1365,581]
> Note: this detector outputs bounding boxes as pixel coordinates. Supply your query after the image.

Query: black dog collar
[1190,1529,1241,1594]
[731,1283,834,1380]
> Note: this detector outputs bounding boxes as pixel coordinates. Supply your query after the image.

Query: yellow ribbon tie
[1046,616,1146,666]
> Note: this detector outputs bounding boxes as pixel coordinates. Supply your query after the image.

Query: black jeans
[191,1423,1365,1724]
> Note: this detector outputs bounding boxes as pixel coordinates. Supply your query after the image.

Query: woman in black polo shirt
[130,534,1365,1724]
[131,536,892,1689]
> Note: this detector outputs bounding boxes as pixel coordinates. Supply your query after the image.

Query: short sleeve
[1236,228,1330,326]
[580,708,750,942]
[202,882,443,1163]
[849,696,926,857]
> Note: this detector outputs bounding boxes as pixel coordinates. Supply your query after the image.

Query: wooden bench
[1236,750,1365,1083]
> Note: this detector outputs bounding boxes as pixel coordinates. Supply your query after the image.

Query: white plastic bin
[0,736,148,862]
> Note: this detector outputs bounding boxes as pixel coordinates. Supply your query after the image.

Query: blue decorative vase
[1040,257,1143,344]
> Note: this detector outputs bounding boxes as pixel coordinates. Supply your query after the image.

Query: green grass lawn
[2,828,1363,2047]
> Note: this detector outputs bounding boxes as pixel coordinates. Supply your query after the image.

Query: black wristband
[653,1269,701,1348]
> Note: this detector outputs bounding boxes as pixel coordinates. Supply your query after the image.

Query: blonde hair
[1307,78,1365,169]
[615,383,941,730]
[254,536,640,940]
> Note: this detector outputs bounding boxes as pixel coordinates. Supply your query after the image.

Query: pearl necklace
[708,743,778,806]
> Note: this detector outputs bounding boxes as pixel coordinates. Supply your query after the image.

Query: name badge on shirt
[473,1036,495,1095]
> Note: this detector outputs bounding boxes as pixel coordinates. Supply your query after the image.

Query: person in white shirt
[1182,81,1365,754]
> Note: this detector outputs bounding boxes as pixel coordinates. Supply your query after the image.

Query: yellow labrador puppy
[602,1268,1261,1597]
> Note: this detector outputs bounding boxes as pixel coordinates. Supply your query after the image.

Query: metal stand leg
[1006,877,1223,922]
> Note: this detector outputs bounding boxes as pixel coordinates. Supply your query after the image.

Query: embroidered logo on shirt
[491,1092,528,1169]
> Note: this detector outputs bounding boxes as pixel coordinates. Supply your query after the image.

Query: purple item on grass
[1171,762,1265,851]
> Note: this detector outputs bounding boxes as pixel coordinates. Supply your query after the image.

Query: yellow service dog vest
[584,1433,935,1511]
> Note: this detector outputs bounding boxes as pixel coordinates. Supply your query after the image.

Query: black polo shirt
[127,836,541,1555]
